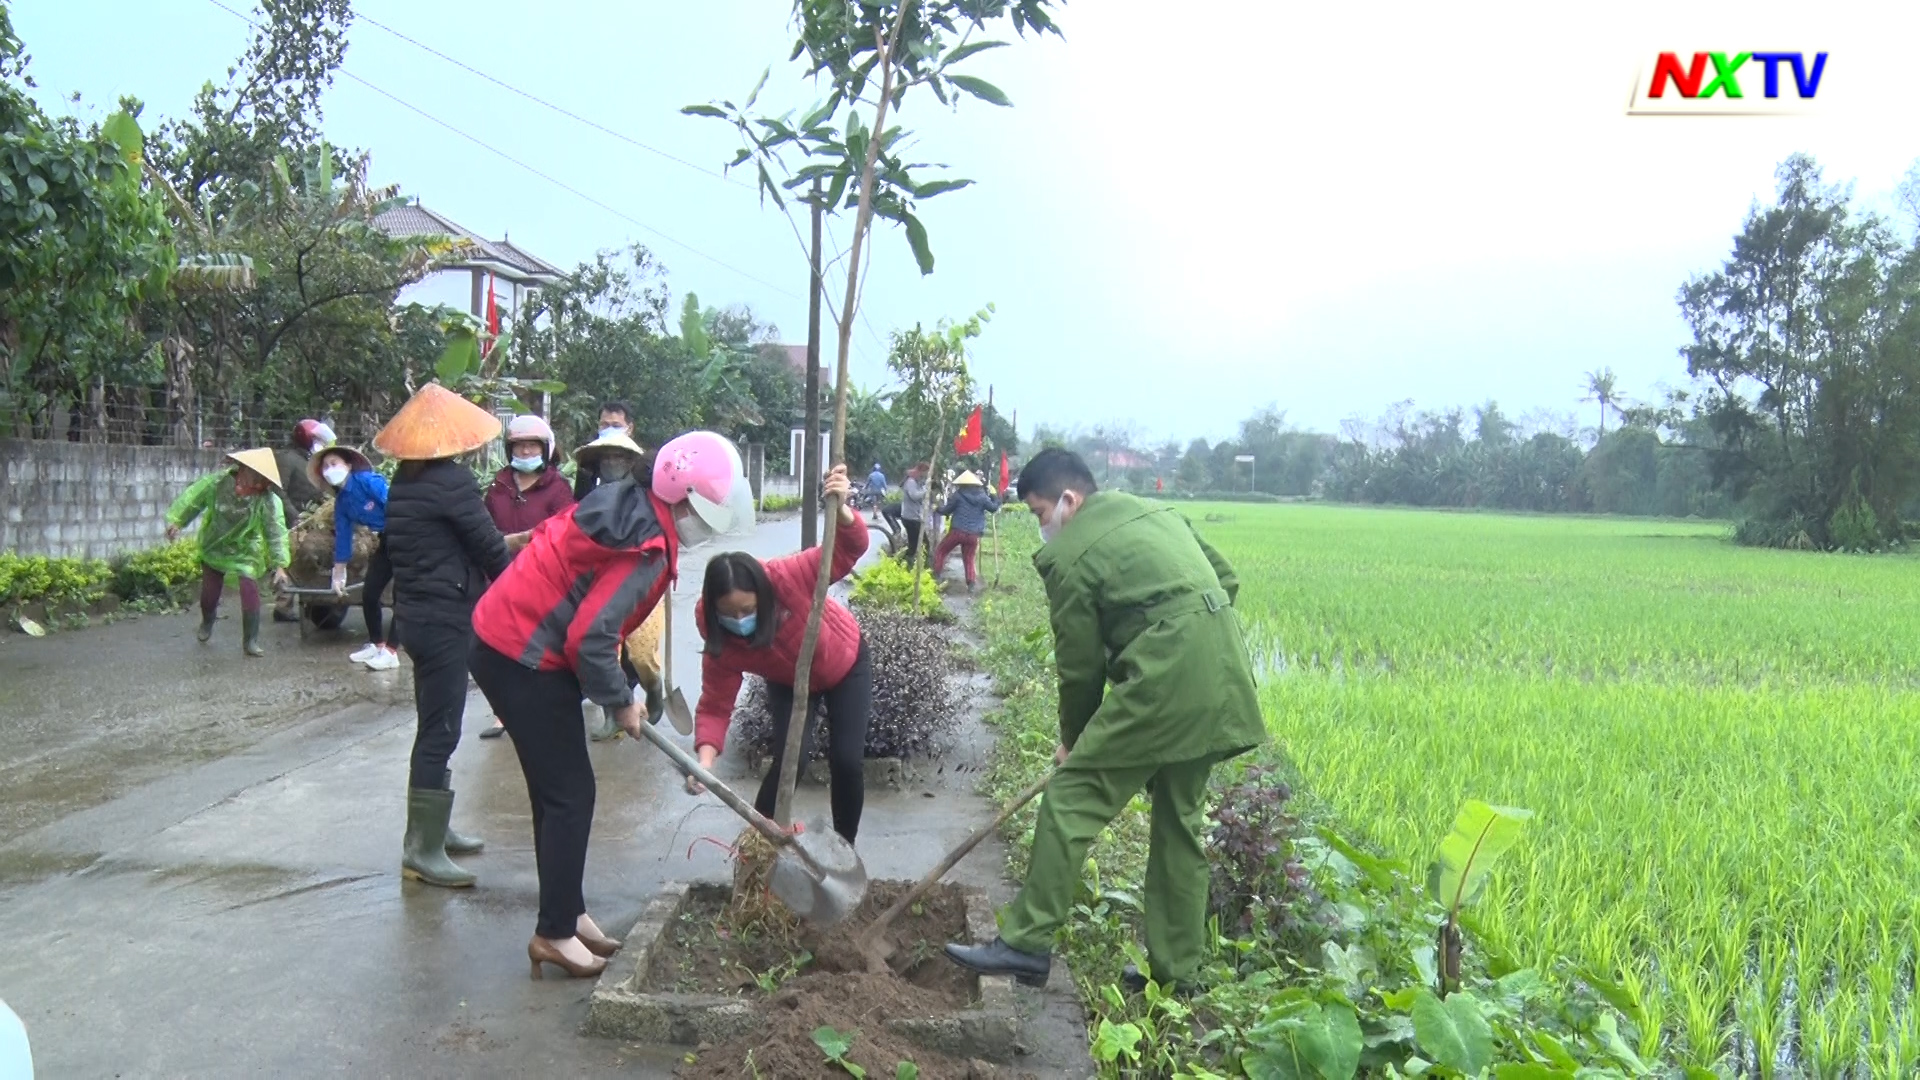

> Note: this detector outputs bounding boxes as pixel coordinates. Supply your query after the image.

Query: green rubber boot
[401,788,476,888]
[644,679,666,727]
[241,610,264,657]
[442,776,483,855]
[196,610,216,643]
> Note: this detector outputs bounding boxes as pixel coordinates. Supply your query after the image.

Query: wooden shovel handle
[862,771,1053,947]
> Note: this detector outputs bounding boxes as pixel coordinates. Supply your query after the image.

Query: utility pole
[801,180,825,548]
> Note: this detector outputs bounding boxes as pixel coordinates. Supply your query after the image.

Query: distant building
[374,201,565,329]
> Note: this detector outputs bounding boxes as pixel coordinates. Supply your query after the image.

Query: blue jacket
[939,487,1000,536]
[332,470,389,563]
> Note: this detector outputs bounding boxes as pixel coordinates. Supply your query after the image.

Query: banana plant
[1426,800,1532,996]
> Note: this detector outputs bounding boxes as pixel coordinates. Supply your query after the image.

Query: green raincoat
[1033,490,1266,769]
[166,471,290,581]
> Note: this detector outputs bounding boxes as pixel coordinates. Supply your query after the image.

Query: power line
[352,11,751,193]
[347,6,894,358]
[203,0,893,365]
[202,0,801,303]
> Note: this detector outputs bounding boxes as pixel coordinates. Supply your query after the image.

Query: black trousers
[755,637,872,842]
[404,619,471,790]
[362,533,395,646]
[470,641,594,941]
[902,520,923,566]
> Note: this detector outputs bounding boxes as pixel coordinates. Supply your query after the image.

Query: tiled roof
[373,202,565,286]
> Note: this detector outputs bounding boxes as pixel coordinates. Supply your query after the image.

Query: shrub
[761,493,802,512]
[0,553,114,608]
[112,541,203,602]
[848,554,946,619]
[1733,514,1819,550]
[728,609,960,761]
[1827,493,1884,551]
[1206,764,1314,938]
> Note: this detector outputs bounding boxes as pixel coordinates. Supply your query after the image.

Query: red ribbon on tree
[999,450,1011,493]
[481,273,500,358]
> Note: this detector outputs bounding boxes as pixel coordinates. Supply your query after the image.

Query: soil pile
[287,498,374,581]
[655,880,1021,1079]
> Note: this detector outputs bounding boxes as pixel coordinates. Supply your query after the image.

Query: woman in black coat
[374,385,514,889]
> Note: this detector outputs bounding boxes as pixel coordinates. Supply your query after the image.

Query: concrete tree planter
[584,880,1023,1062]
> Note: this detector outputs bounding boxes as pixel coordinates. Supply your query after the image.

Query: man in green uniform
[944,448,1265,991]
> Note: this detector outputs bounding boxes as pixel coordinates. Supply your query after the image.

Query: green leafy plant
[811,1025,867,1078]
[112,540,202,602]
[737,950,812,993]
[1427,800,1532,996]
[849,555,945,618]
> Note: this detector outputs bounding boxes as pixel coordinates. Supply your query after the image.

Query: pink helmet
[293,418,336,456]
[505,414,556,461]
[653,430,753,536]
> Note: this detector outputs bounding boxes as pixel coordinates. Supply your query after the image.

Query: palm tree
[1584,368,1619,438]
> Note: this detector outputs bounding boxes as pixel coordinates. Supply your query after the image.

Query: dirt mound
[679,972,1017,1079]
[287,498,374,581]
[655,879,1019,1079]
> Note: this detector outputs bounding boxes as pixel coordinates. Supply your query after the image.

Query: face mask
[1040,492,1078,544]
[598,425,626,441]
[510,455,545,473]
[719,613,757,638]
[321,463,350,488]
[599,458,632,482]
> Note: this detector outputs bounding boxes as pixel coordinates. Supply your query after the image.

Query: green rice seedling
[1188,502,1920,1070]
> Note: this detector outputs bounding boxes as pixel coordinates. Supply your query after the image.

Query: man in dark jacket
[571,400,638,502]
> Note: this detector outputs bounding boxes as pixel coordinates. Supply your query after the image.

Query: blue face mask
[719,613,757,638]
[510,455,545,473]
[598,425,625,441]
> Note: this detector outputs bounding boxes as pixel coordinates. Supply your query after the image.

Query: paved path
[0,513,1086,1078]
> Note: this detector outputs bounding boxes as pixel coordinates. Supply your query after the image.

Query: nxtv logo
[1627,51,1827,115]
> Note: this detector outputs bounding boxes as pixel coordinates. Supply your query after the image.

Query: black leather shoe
[1122,962,1198,995]
[943,938,1051,987]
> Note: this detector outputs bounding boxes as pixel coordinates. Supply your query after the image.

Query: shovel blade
[664,688,693,736]
[768,825,868,926]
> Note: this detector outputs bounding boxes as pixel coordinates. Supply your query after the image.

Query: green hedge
[0,540,204,609]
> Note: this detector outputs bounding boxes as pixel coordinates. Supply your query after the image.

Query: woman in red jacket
[468,431,746,980]
[477,414,575,740]
[687,465,872,843]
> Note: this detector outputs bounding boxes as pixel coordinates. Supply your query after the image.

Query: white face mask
[1039,492,1079,543]
[321,463,350,488]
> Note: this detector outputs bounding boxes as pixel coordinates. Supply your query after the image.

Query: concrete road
[0,513,1083,1078]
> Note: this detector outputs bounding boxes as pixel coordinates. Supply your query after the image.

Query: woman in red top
[688,466,872,842]
[467,432,741,980]
[477,414,575,740]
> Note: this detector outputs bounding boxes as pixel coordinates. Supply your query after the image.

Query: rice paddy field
[1202,503,1920,1077]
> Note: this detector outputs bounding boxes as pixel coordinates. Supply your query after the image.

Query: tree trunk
[772,2,914,830]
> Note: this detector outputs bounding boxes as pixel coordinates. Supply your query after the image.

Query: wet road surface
[0,514,1087,1078]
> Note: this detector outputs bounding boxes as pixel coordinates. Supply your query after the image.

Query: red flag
[998,451,1010,492]
[481,273,500,358]
[1156,475,1164,493]
[953,405,983,455]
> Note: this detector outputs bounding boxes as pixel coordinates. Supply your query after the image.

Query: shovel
[659,590,694,736]
[630,717,867,926]
[857,771,1053,972]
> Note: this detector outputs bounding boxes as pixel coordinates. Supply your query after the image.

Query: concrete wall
[0,440,228,560]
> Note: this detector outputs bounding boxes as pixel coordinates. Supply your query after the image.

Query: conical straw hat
[226,448,283,490]
[373,382,502,461]
[953,470,984,487]
[573,431,649,468]
[306,444,373,492]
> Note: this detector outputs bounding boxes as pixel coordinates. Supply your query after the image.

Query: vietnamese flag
[999,451,1010,492]
[954,405,983,454]
[481,273,500,358]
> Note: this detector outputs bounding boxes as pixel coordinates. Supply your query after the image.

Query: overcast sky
[17,1,1920,445]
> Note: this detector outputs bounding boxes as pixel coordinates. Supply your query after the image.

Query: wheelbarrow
[630,719,868,926]
[280,578,366,637]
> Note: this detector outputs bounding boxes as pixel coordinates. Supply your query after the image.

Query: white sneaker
[348,643,381,664]
[364,647,401,672]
